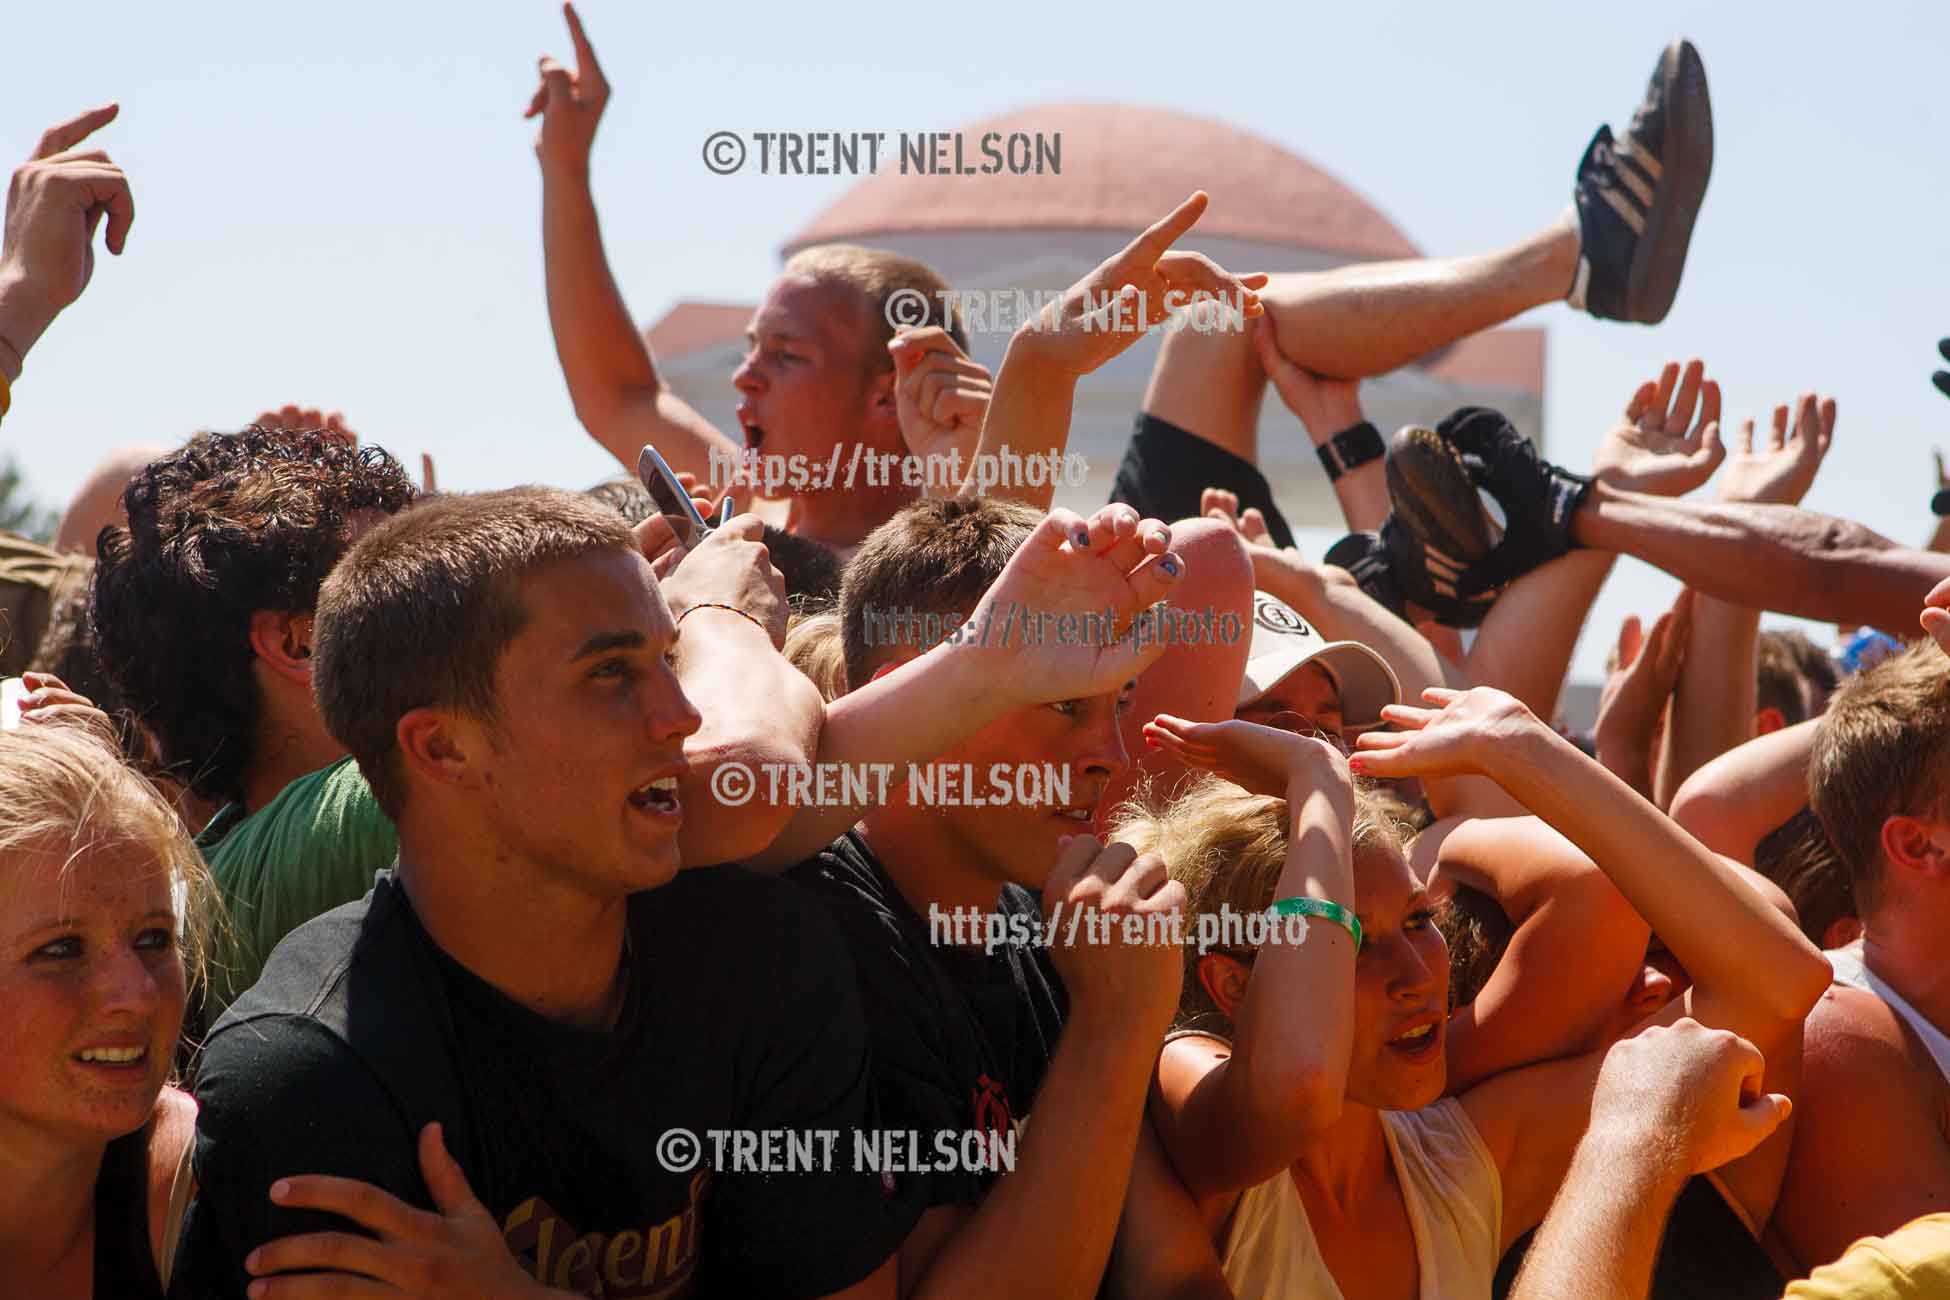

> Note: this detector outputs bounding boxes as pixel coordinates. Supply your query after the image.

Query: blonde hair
[785,608,848,701]
[781,244,967,359]
[1111,775,1410,1035]
[0,719,219,998]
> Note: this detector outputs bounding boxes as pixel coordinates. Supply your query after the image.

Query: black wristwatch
[1316,421,1385,482]
[1934,488,1950,518]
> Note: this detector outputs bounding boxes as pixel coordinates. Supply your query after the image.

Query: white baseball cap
[1237,592,1401,728]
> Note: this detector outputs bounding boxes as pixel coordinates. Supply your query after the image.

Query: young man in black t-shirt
[171,489,914,1300]
[793,496,1191,1297]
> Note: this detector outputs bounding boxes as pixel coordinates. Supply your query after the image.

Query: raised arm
[528,4,741,478]
[1465,360,1722,726]
[644,515,823,868]
[0,105,134,391]
[1355,688,1830,1044]
[1667,717,1821,866]
[903,837,1187,1300]
[1590,595,1692,801]
[970,193,1264,511]
[1143,720,1358,1201]
[1354,687,1829,1236]
[1414,813,1651,1094]
[1657,393,1834,806]
[1247,317,1386,532]
[1507,1021,1790,1300]
[1575,486,1944,634]
[743,505,1185,869]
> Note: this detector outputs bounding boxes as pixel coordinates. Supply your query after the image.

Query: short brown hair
[781,244,968,358]
[838,496,1040,693]
[1810,642,1950,916]
[313,488,636,817]
[1757,629,1839,725]
[1113,777,1410,1036]
[1755,806,1852,945]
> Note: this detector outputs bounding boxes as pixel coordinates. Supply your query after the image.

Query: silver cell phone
[1,677,26,732]
[637,444,716,550]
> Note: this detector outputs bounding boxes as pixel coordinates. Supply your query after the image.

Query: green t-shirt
[196,756,397,1015]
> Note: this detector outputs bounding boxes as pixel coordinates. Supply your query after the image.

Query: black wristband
[1316,421,1385,482]
[1933,488,1950,518]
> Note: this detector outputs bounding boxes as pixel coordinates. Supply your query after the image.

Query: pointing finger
[1126,191,1209,262]
[563,2,607,92]
[32,104,118,160]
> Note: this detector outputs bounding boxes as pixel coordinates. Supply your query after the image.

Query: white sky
[4,0,1945,681]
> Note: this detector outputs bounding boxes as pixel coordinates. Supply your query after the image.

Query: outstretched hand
[246,1123,574,1299]
[526,3,608,170]
[1592,359,1725,497]
[0,104,135,374]
[254,404,358,446]
[1015,193,1266,378]
[1350,685,1543,782]
[1716,393,1835,506]
[968,504,1182,703]
[1592,591,1694,796]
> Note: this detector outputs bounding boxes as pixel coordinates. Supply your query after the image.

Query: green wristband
[1268,897,1362,952]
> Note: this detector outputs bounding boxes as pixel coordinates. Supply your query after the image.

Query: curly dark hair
[91,428,417,803]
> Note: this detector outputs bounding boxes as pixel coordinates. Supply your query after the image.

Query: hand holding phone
[637,445,714,550]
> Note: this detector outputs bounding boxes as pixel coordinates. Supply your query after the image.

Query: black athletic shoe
[1568,39,1714,325]
[1386,426,1503,617]
[1934,338,1950,401]
[1323,530,1408,621]
[1324,516,1505,630]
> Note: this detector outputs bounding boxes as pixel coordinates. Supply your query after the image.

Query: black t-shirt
[791,830,1068,1209]
[171,867,916,1300]
[1493,1175,1783,1299]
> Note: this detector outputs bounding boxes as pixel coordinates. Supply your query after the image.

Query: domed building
[647,104,1544,529]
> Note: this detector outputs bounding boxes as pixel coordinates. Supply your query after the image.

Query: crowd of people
[7,11,1950,1298]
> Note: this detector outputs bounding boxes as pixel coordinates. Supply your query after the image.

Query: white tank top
[1220,1097,1502,1299]
[1826,941,1950,1085]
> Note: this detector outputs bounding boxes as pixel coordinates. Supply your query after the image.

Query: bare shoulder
[1803,983,1936,1075]
[1154,1029,1232,1114]
[1774,985,1950,1271]
[150,1086,197,1183]
[147,1085,199,1269]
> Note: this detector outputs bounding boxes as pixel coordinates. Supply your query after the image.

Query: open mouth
[74,1045,147,1068]
[1049,807,1094,824]
[1385,1019,1441,1062]
[628,776,682,817]
[737,407,766,451]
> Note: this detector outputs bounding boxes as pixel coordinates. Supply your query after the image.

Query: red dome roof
[784,103,1420,261]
